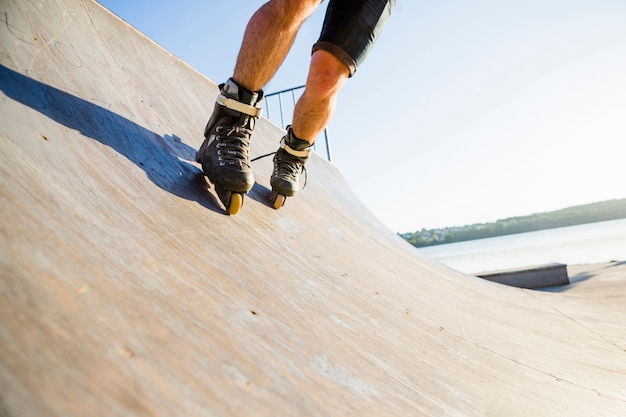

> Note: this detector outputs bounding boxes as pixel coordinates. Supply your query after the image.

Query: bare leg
[291,49,350,143]
[233,0,322,92]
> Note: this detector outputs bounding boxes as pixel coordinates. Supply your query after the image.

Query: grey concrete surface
[1,1,625,416]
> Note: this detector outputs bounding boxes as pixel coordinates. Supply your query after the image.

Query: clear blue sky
[99,0,626,233]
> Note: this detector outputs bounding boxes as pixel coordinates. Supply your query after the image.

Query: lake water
[418,218,626,274]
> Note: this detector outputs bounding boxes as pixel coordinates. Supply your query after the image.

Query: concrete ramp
[1,1,625,416]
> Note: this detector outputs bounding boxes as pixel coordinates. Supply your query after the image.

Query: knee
[305,50,350,99]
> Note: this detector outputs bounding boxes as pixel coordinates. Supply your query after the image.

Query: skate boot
[270,126,313,209]
[196,78,263,214]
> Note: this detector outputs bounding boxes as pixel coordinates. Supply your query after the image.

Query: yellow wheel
[272,193,286,210]
[227,192,244,215]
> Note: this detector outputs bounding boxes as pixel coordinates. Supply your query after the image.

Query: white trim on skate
[280,138,312,158]
[217,94,262,118]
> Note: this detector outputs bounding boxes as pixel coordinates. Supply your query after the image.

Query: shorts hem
[312,41,357,77]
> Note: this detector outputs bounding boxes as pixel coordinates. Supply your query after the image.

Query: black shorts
[313,0,395,76]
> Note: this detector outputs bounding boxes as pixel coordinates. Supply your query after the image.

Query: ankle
[287,127,314,151]
[222,78,264,105]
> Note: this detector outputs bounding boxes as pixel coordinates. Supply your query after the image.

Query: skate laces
[251,148,308,189]
[273,147,308,187]
[215,124,253,168]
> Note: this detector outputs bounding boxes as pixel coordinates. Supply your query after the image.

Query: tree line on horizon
[400,198,626,248]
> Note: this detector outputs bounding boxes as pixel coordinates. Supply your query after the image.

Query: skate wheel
[272,193,286,210]
[216,187,244,215]
[227,193,244,215]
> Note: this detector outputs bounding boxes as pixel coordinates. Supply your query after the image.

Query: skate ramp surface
[1,1,625,416]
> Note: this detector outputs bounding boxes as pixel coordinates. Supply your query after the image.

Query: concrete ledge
[476,263,570,289]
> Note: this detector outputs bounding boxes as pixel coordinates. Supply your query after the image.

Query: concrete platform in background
[1,1,625,416]
[476,263,570,288]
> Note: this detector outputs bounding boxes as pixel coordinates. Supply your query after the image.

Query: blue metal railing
[263,85,332,162]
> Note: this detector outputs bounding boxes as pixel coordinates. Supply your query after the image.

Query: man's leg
[197,0,322,214]
[233,0,323,92]
[269,0,395,209]
[292,49,350,143]
[269,50,348,208]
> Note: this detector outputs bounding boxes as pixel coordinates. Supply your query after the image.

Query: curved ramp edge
[1,1,625,416]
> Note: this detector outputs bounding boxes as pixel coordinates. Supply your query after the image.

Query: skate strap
[217,94,262,118]
[280,138,312,158]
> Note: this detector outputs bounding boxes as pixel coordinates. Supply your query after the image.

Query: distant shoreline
[418,219,626,274]
[401,199,626,248]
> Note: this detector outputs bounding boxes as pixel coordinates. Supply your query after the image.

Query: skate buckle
[280,138,312,158]
[217,94,262,118]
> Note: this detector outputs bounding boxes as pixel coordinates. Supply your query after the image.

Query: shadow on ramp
[0,64,226,213]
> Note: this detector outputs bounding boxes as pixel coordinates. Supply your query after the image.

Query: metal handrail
[263,85,332,162]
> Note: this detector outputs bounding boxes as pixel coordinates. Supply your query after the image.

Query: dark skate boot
[270,126,313,209]
[196,78,263,214]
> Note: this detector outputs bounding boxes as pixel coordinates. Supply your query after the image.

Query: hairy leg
[233,0,322,92]
[292,49,350,143]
